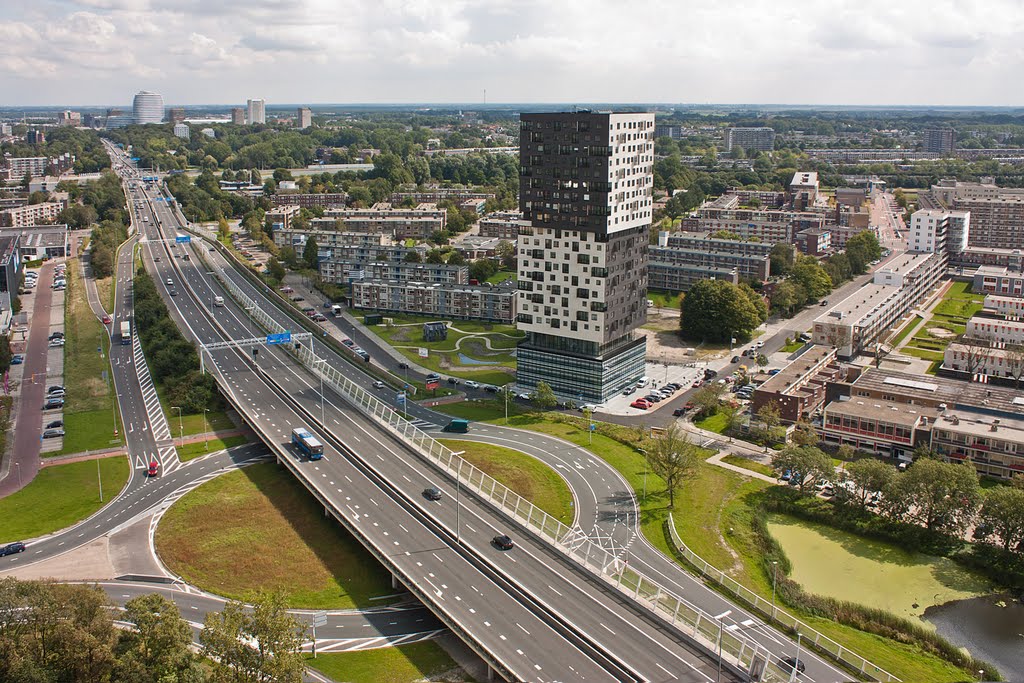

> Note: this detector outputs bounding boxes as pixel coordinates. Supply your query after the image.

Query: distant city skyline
[2,1,1024,107]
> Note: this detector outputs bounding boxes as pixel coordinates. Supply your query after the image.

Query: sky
[2,0,1024,107]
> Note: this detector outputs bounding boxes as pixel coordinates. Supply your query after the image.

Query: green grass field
[695,411,730,434]
[486,270,516,284]
[0,457,129,539]
[767,514,991,619]
[433,399,530,422]
[647,290,683,310]
[780,340,805,353]
[176,435,249,462]
[57,259,123,455]
[305,641,471,683]
[439,439,574,524]
[155,462,394,609]
[889,315,923,347]
[721,454,774,477]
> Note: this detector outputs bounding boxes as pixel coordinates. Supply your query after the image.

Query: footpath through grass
[57,256,123,455]
[155,462,393,609]
[177,435,249,462]
[0,457,129,539]
[439,439,574,524]
[305,641,471,683]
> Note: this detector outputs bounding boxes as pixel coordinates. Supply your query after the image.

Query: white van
[213,296,224,307]
[636,376,650,388]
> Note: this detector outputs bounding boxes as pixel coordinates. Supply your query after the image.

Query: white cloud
[3,0,1024,105]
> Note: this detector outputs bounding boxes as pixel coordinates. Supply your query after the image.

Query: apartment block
[922,128,955,154]
[247,98,266,125]
[953,246,1024,272]
[694,203,824,244]
[266,205,301,231]
[813,252,945,358]
[725,127,776,153]
[297,107,312,130]
[972,265,1024,297]
[270,193,348,209]
[795,228,831,256]
[320,259,467,286]
[320,203,446,240]
[478,211,522,240]
[0,202,64,227]
[231,108,245,125]
[909,208,970,255]
[273,229,387,254]
[390,188,495,205]
[929,180,1024,250]
[5,157,49,178]
[965,315,1024,345]
[982,294,1024,317]
[516,111,654,402]
[351,280,516,323]
[751,345,842,424]
[648,231,774,286]
[821,368,1024,478]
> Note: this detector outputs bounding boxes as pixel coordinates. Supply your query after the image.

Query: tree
[844,459,897,508]
[884,459,981,536]
[267,257,286,282]
[769,243,794,276]
[115,593,204,683]
[1004,344,1024,388]
[769,280,806,317]
[755,400,782,446]
[772,445,834,491]
[201,593,305,683]
[425,249,445,264]
[403,250,422,263]
[302,235,319,270]
[790,256,833,301]
[789,420,819,447]
[951,335,990,377]
[679,278,763,343]
[644,423,700,508]
[845,231,882,274]
[531,381,558,410]
[977,486,1024,552]
[217,217,231,240]
[447,251,466,266]
[495,240,516,270]
[692,382,725,416]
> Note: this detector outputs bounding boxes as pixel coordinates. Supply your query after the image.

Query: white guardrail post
[210,254,897,682]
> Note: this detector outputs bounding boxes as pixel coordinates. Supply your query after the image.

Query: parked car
[46,420,63,429]
[423,487,443,501]
[768,369,782,376]
[483,384,499,393]
[42,429,64,439]
[517,393,531,400]
[630,399,651,410]
[43,398,64,410]
[10,355,23,365]
[49,332,64,340]
[291,295,304,302]
[492,534,515,550]
[279,286,294,293]
[48,339,65,348]
[0,542,26,557]
[731,356,741,364]
[464,380,481,389]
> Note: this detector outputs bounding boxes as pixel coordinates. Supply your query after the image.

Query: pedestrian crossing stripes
[304,629,445,653]
[407,419,439,431]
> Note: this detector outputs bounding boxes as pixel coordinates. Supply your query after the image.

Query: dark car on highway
[423,487,443,501]
[782,657,805,674]
[0,542,26,557]
[493,534,514,551]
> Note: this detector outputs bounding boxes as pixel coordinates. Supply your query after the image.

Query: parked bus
[291,427,324,460]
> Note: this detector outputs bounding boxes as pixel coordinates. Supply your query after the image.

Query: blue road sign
[175,235,191,243]
[266,332,292,345]
[590,423,596,431]
[396,392,407,404]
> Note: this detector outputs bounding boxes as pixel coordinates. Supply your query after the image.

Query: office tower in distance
[231,107,245,125]
[516,111,655,402]
[297,107,312,129]
[247,98,266,125]
[923,128,955,154]
[168,107,186,123]
[725,126,776,153]
[132,91,164,124]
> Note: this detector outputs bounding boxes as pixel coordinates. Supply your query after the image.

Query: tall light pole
[789,631,802,683]
[451,450,465,544]
[203,408,209,451]
[171,406,183,445]
[311,343,326,428]
[771,560,779,622]
[714,610,731,683]
[503,384,510,424]
[206,271,216,309]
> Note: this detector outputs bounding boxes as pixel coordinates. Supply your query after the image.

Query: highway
[121,153,757,681]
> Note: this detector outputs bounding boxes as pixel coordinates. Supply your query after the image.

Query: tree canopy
[679,279,766,343]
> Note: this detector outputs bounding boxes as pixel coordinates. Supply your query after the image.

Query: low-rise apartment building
[478,211,522,239]
[266,205,301,231]
[320,259,468,287]
[821,368,1024,478]
[813,252,945,358]
[751,345,841,423]
[648,231,774,285]
[16,225,69,260]
[0,202,64,228]
[270,193,348,209]
[351,280,515,323]
[320,203,446,240]
[972,265,1024,297]
[692,204,825,244]
[389,188,495,205]
[983,294,1024,317]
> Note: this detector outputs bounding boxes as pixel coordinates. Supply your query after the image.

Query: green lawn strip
[647,290,683,310]
[889,315,923,346]
[432,399,530,422]
[155,462,393,609]
[0,457,129,539]
[304,641,470,683]
[695,411,729,434]
[396,350,515,385]
[152,377,233,437]
[900,347,945,362]
[721,454,774,477]
[485,270,516,284]
[780,341,804,353]
[439,439,574,524]
[176,435,249,462]
[58,260,123,454]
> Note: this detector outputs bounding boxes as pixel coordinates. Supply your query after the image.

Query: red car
[630,399,651,410]
[102,314,112,325]
[147,460,159,477]
[692,380,702,388]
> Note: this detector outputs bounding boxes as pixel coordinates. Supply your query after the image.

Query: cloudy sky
[2,0,1022,107]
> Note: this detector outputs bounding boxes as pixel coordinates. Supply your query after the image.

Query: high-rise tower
[132,91,164,124]
[247,98,266,125]
[516,111,655,402]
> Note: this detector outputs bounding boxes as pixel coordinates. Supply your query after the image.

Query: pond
[457,352,493,366]
[767,514,991,620]
[924,593,1024,677]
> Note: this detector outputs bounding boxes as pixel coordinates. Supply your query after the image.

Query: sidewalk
[704,450,776,484]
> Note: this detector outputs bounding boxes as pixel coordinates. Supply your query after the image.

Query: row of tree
[678,278,768,343]
[134,270,222,414]
[0,579,305,683]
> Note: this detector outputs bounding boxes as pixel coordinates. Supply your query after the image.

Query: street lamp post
[171,406,183,445]
[637,447,648,502]
[714,610,732,683]
[14,462,21,488]
[789,631,803,683]
[203,408,209,451]
[311,344,326,428]
[771,560,779,622]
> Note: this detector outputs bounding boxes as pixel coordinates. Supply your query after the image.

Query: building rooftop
[852,368,1024,419]
[757,345,837,395]
[826,398,934,426]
